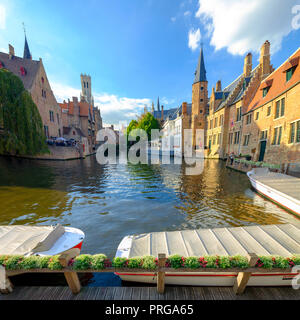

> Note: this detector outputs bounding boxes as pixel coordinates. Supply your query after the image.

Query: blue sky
[0,0,300,127]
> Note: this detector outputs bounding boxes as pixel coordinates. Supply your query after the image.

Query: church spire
[157,97,160,111]
[194,44,207,83]
[23,23,32,60]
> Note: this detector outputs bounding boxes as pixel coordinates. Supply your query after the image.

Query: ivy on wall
[0,69,49,156]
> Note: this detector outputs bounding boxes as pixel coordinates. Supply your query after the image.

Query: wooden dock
[1,285,299,300]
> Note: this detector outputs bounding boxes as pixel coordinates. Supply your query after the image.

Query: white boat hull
[34,227,85,256]
[116,271,298,287]
[247,170,300,216]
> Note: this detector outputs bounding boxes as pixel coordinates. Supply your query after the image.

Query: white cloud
[171,17,176,22]
[188,28,201,51]
[184,11,191,16]
[51,81,151,125]
[0,5,6,29]
[195,0,297,55]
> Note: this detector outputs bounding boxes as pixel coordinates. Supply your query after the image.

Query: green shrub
[168,255,184,269]
[229,255,249,268]
[205,256,218,268]
[91,254,107,270]
[184,257,200,269]
[38,256,51,269]
[141,256,157,270]
[4,256,24,270]
[127,257,143,269]
[47,256,63,270]
[112,257,127,268]
[19,256,41,270]
[73,254,93,270]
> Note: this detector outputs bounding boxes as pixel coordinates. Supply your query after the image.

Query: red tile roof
[246,48,300,113]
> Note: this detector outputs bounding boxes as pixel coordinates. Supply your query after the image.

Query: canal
[0,156,299,286]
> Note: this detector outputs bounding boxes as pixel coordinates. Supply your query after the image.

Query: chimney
[182,102,187,115]
[73,97,79,105]
[216,80,222,92]
[8,44,15,59]
[161,106,164,121]
[259,41,271,79]
[243,52,252,77]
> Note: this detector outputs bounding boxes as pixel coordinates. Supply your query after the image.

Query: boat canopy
[127,224,300,258]
[0,225,65,255]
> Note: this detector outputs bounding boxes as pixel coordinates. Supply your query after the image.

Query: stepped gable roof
[0,51,40,90]
[214,67,258,112]
[246,48,300,114]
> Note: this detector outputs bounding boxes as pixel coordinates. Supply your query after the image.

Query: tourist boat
[115,224,300,286]
[247,168,300,216]
[0,224,85,256]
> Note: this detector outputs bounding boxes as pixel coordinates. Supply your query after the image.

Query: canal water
[0,156,299,286]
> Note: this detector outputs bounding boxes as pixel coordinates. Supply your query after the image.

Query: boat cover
[128,224,300,258]
[0,225,65,255]
[250,168,300,202]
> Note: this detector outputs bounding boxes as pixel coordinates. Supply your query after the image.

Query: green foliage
[0,254,298,271]
[0,69,49,156]
[127,113,160,141]
[167,255,184,269]
[47,256,63,270]
[140,256,157,270]
[73,254,93,270]
[127,257,143,269]
[91,254,107,270]
[112,257,127,268]
[184,257,200,269]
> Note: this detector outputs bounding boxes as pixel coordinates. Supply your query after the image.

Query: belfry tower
[191,45,208,149]
[80,74,94,106]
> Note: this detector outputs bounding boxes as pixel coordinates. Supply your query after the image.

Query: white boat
[247,168,300,216]
[0,225,85,256]
[115,224,300,287]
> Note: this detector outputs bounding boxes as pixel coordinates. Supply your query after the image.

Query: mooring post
[233,253,258,295]
[59,251,81,295]
[157,253,167,294]
[0,265,13,294]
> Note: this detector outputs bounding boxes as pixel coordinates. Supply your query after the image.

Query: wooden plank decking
[1,286,299,300]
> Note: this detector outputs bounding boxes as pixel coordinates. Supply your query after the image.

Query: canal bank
[0,155,299,287]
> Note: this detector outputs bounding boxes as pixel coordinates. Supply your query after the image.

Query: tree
[137,113,160,140]
[0,69,49,156]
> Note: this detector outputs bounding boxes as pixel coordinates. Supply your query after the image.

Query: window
[214,118,218,128]
[58,129,61,137]
[275,98,285,118]
[267,106,271,116]
[44,125,49,138]
[243,134,250,146]
[286,66,296,82]
[219,115,224,126]
[200,99,203,102]
[201,86,204,91]
[262,87,269,97]
[210,120,213,129]
[260,130,268,140]
[290,120,300,144]
[87,82,89,88]
[20,66,26,76]
[49,111,54,122]
[234,131,240,144]
[256,112,259,120]
[57,113,60,124]
[272,126,282,145]
[217,133,221,145]
[84,82,86,88]
[246,114,252,124]
[213,135,216,145]
[236,107,242,122]
[41,77,44,84]
[229,133,233,145]
[42,90,47,98]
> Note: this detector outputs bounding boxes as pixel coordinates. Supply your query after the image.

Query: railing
[0,252,297,296]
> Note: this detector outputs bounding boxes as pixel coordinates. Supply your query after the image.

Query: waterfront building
[241,47,300,164]
[0,40,63,139]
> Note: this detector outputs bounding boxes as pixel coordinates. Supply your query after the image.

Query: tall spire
[23,23,32,60]
[157,97,160,111]
[194,44,207,83]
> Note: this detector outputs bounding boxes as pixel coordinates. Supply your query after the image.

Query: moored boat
[115,224,300,286]
[0,224,85,256]
[247,168,300,216]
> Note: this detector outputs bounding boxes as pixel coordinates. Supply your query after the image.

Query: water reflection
[0,156,299,258]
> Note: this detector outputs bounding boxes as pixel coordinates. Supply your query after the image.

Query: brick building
[0,38,63,139]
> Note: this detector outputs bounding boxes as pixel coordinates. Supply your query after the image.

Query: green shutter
[281,98,285,117]
[275,101,280,118]
[290,123,295,143]
[278,127,282,145]
[297,121,300,143]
